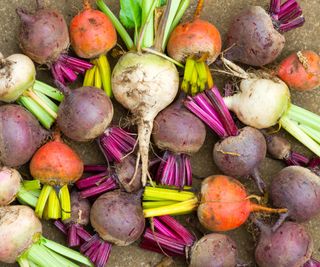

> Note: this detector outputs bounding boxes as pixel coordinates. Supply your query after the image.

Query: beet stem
[205,87,238,136]
[156,152,192,188]
[75,225,92,242]
[54,220,68,235]
[308,157,320,169]
[79,178,118,198]
[76,171,109,189]
[304,258,320,267]
[285,151,309,166]
[84,165,108,172]
[67,224,80,247]
[95,242,112,267]
[269,0,281,15]
[279,16,305,32]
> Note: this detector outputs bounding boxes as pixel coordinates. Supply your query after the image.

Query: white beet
[0,205,42,263]
[112,52,179,185]
[0,167,21,206]
[224,77,290,129]
[0,54,35,102]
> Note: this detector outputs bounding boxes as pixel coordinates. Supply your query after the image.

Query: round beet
[270,166,320,222]
[90,190,145,246]
[255,221,313,267]
[115,155,142,193]
[189,233,237,267]
[63,191,90,226]
[57,86,113,142]
[17,3,69,65]
[153,101,206,154]
[266,134,291,160]
[0,167,21,206]
[0,104,49,167]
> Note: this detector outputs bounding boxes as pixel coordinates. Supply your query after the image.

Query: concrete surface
[0,0,319,266]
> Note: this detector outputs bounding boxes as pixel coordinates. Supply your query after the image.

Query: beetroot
[0,104,49,167]
[152,98,206,187]
[226,0,305,66]
[57,85,113,142]
[0,167,21,206]
[255,221,313,267]
[64,191,90,227]
[189,233,237,267]
[16,0,92,85]
[90,190,145,246]
[270,166,320,224]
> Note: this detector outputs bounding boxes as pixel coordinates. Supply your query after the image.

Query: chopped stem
[93,63,102,89]
[25,89,57,118]
[41,237,93,266]
[143,197,198,218]
[83,65,96,87]
[143,186,196,201]
[35,185,52,218]
[76,171,109,189]
[84,165,108,172]
[22,180,41,191]
[54,220,68,235]
[287,104,320,132]
[96,54,112,97]
[79,178,118,199]
[17,96,54,129]
[143,200,178,209]
[33,91,59,114]
[17,255,29,267]
[59,185,71,220]
[96,0,134,50]
[285,151,309,166]
[47,189,62,219]
[298,124,320,143]
[17,186,39,208]
[25,243,61,267]
[304,258,320,267]
[280,116,320,157]
[68,224,81,247]
[46,249,79,267]
[33,80,64,101]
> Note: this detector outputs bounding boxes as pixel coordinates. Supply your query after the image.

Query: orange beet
[70,1,117,59]
[198,175,286,232]
[167,19,222,64]
[30,134,83,186]
[277,50,320,91]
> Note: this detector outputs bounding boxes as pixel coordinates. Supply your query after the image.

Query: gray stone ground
[0,0,319,266]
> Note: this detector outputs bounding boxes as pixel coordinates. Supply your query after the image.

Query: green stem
[17,186,40,208]
[48,189,61,219]
[17,96,54,129]
[28,261,39,267]
[298,124,320,143]
[22,180,41,191]
[141,0,155,48]
[287,104,320,133]
[41,237,93,266]
[161,0,182,51]
[24,243,61,267]
[33,91,59,114]
[46,249,79,267]
[59,185,71,220]
[280,116,320,156]
[96,0,134,50]
[143,197,198,217]
[141,47,184,68]
[143,200,177,209]
[143,186,196,201]
[35,185,52,218]
[169,0,190,33]
[17,255,30,267]
[33,81,64,101]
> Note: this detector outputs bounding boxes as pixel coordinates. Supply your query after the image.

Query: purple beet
[57,85,113,142]
[255,221,313,267]
[189,233,238,267]
[90,190,145,246]
[226,0,305,66]
[270,166,320,224]
[0,104,49,167]
[265,134,310,166]
[152,98,206,187]
[185,86,267,193]
[16,0,92,84]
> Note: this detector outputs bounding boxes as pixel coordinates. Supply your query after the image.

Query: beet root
[0,167,21,206]
[115,155,142,193]
[270,166,320,222]
[266,134,291,160]
[63,190,90,226]
[213,126,267,192]
[226,6,285,66]
[16,3,69,64]
[189,233,237,267]
[255,221,313,267]
[90,190,145,246]
[0,104,49,167]
[57,86,113,142]
[0,205,42,263]
[153,100,206,155]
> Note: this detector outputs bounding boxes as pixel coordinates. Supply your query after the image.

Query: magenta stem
[75,225,92,242]
[84,165,108,172]
[269,0,305,32]
[98,126,136,163]
[140,216,195,257]
[185,94,227,138]
[79,177,119,199]
[54,220,67,235]
[285,151,310,166]
[304,258,320,267]
[51,54,93,85]
[76,171,109,189]
[308,157,320,169]
[155,151,192,188]
[68,224,81,247]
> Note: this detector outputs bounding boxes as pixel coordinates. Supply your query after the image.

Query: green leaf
[119,0,142,29]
